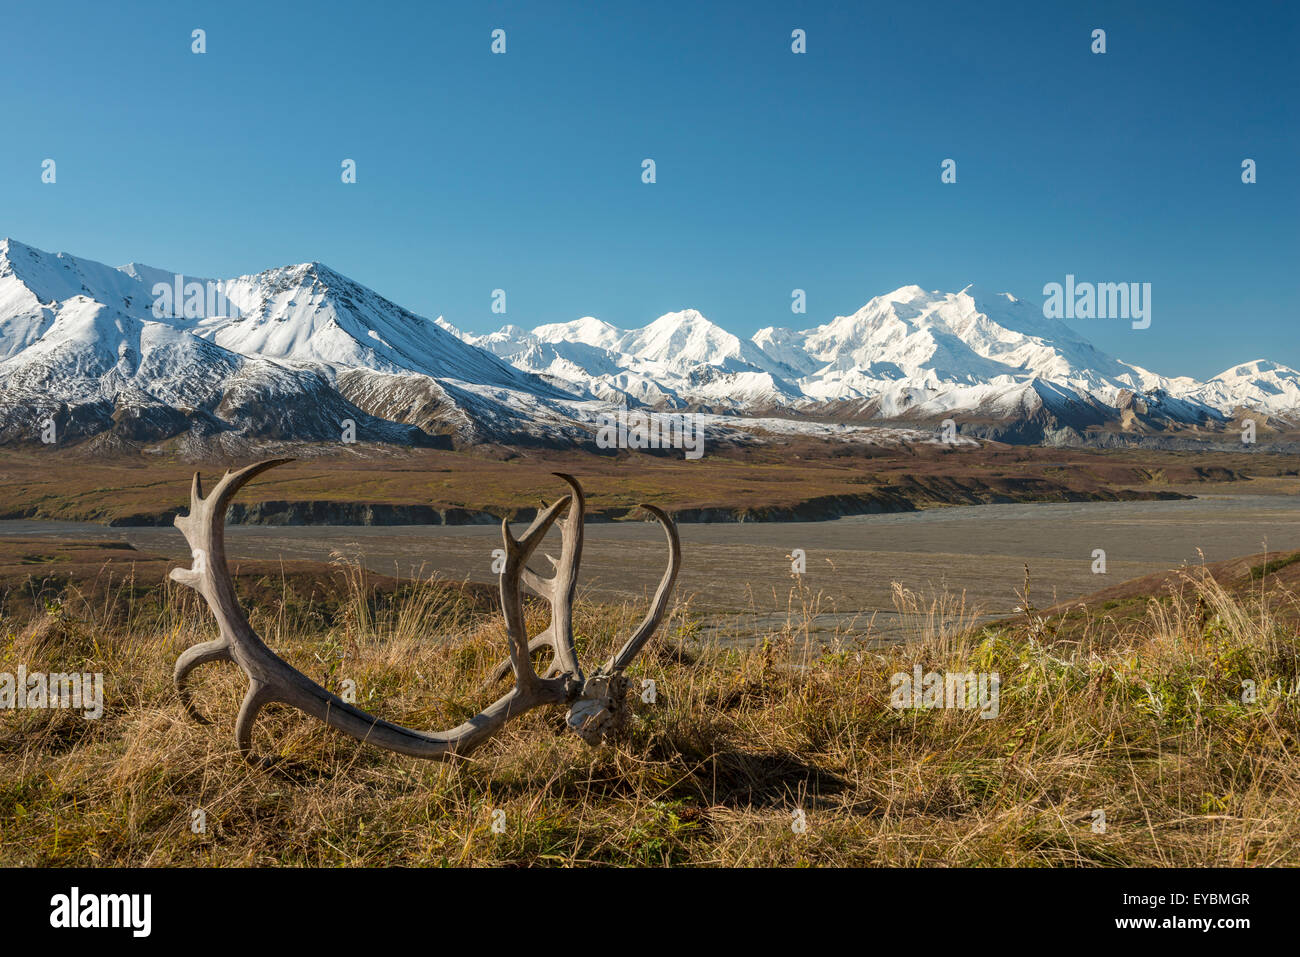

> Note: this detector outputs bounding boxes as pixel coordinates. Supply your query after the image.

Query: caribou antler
[168,459,681,762]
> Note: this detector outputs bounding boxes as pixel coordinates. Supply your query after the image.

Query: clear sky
[3,0,1295,379]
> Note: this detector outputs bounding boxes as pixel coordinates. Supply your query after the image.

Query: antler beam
[168,459,681,762]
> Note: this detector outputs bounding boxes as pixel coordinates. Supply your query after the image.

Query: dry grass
[1,557,1298,867]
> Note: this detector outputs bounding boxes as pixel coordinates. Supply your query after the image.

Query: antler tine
[492,473,586,684]
[170,459,294,717]
[173,639,230,723]
[499,495,570,692]
[170,458,293,593]
[599,503,681,675]
[518,474,583,593]
[540,473,585,678]
[511,493,570,545]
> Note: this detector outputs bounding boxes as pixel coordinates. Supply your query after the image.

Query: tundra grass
[0,558,1297,866]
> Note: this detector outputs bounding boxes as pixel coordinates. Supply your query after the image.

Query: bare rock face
[1115,389,1149,416]
[109,392,199,442]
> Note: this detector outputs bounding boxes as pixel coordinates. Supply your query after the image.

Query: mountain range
[1,237,1295,455]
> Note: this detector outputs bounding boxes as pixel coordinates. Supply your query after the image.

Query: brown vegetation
[0,443,1293,526]
[1,544,1298,866]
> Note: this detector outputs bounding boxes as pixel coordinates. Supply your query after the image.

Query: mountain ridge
[1,237,1295,454]
[457,281,1297,424]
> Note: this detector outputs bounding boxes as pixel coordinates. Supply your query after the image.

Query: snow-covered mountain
[192,262,538,388]
[1187,360,1300,415]
[1,237,1295,453]
[0,238,582,451]
[750,284,1208,424]
[455,308,802,410]
[455,284,1300,439]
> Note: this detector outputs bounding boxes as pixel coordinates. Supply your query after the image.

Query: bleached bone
[168,460,681,762]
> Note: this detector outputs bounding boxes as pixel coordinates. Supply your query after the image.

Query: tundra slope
[0,238,1294,452]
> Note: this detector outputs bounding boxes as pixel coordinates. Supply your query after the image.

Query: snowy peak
[433,316,464,337]
[181,260,540,391]
[0,238,163,320]
[531,309,775,372]
[1191,358,1300,413]
[1212,358,1300,382]
[752,283,1153,405]
[452,306,807,410]
[534,316,621,350]
[884,283,929,303]
[617,309,779,374]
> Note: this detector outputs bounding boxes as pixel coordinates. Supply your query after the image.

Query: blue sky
[3,0,1295,379]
